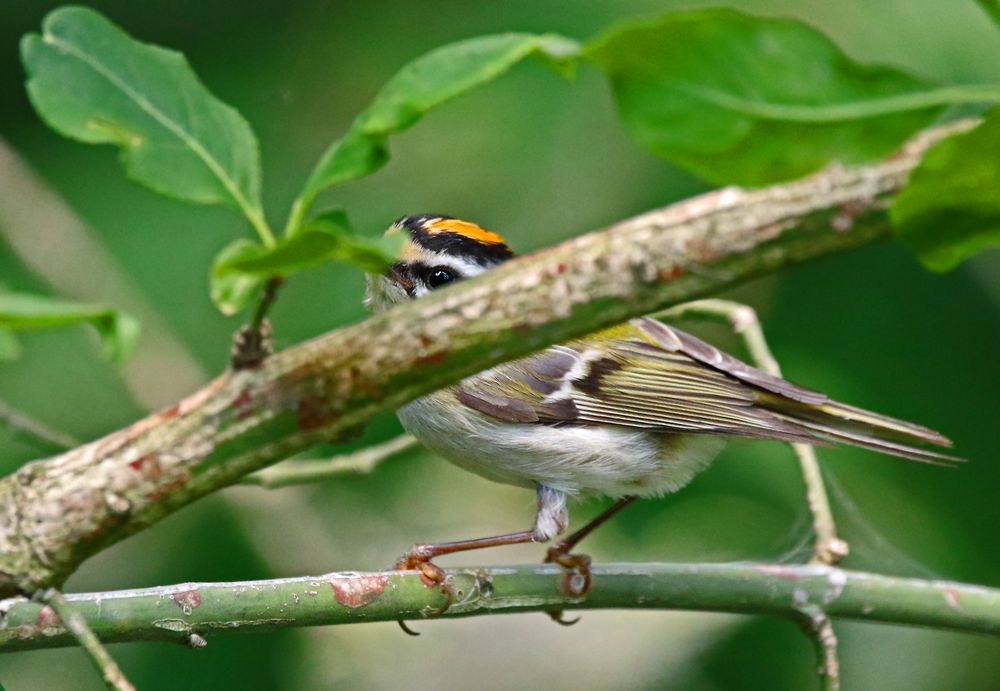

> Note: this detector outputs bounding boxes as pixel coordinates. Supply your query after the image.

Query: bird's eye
[427,267,456,288]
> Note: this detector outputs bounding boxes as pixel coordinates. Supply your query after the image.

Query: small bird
[365,214,958,597]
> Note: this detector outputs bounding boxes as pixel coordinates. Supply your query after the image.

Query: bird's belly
[398,391,725,497]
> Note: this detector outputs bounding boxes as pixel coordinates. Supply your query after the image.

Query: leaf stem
[248,209,276,247]
[230,276,284,370]
[283,197,309,238]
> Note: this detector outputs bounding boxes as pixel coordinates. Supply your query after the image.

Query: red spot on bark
[145,472,191,502]
[419,335,433,348]
[36,606,61,630]
[160,404,181,420]
[230,389,256,420]
[231,389,252,408]
[556,263,567,274]
[171,589,202,613]
[415,352,447,367]
[944,588,961,611]
[658,265,685,282]
[129,452,162,478]
[329,575,389,608]
[296,396,340,431]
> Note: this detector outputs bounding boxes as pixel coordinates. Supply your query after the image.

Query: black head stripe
[394,214,453,233]
[415,231,514,266]
[394,214,515,266]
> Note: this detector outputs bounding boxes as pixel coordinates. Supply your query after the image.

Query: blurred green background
[1,1,998,689]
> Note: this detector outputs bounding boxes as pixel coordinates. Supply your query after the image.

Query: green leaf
[891,110,1000,272]
[0,292,140,363]
[211,210,404,315]
[975,0,1000,26]
[21,7,272,242]
[0,329,21,361]
[210,239,267,316]
[585,9,990,185]
[288,33,579,232]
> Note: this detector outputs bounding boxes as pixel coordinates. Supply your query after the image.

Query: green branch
[1,563,996,652]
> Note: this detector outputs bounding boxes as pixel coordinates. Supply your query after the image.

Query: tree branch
[0,121,976,599]
[0,563,996,652]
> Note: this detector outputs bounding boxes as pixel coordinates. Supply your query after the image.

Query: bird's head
[364,214,514,312]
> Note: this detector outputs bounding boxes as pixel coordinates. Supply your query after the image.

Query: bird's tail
[757,394,962,467]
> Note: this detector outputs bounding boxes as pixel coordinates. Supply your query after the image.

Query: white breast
[398,390,725,498]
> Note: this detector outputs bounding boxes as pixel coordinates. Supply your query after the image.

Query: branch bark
[0,121,975,599]
[1,563,997,652]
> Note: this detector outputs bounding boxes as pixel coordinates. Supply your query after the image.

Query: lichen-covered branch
[0,563,996,652]
[0,122,975,599]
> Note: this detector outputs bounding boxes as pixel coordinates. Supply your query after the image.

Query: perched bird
[365,214,958,595]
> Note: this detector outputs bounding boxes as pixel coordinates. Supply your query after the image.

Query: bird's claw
[544,548,592,597]
[544,546,592,625]
[547,610,582,626]
[393,545,454,615]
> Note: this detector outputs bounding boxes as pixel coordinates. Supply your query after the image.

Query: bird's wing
[454,317,959,464]
[455,318,819,442]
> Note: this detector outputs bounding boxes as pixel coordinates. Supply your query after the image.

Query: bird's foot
[545,546,593,595]
[393,545,454,614]
[543,545,592,625]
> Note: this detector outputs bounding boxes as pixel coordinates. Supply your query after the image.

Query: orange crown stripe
[423,218,506,245]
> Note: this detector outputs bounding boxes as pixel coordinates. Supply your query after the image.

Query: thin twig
[0,398,78,452]
[656,300,848,565]
[797,605,841,691]
[242,434,418,489]
[39,588,135,691]
[231,276,285,370]
[2,563,996,652]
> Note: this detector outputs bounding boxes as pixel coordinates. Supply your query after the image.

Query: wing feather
[452,317,958,464]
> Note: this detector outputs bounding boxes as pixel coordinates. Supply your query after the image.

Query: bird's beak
[388,264,414,295]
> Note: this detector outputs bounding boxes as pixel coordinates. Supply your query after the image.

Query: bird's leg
[546,495,638,565]
[394,531,537,586]
[543,495,637,625]
[393,485,569,613]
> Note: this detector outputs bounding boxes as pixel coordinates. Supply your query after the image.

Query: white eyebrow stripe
[404,247,490,280]
[429,255,488,278]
